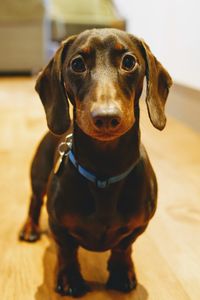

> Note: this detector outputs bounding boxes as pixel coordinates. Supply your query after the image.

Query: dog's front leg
[50,223,90,297]
[106,245,137,292]
[107,225,147,292]
[19,194,43,242]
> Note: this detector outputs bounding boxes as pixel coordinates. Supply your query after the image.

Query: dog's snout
[94,115,121,130]
[91,105,122,131]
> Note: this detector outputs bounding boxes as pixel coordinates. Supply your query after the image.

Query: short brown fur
[19,28,172,297]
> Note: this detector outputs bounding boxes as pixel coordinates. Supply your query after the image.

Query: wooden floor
[0,77,200,300]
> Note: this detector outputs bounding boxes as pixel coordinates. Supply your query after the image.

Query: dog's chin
[85,128,129,142]
[93,133,121,142]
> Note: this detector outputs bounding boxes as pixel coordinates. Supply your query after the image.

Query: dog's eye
[71,57,86,73]
[121,54,137,71]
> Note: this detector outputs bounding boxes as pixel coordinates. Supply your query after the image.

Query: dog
[19,28,172,297]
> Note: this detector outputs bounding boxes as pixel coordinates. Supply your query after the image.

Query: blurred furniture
[50,0,126,41]
[0,0,51,74]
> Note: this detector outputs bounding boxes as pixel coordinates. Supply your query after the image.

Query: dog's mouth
[77,123,133,142]
[91,129,126,141]
[77,121,129,141]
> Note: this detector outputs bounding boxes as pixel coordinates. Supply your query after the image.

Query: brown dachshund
[19,28,172,297]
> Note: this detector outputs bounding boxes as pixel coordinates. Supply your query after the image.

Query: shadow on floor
[34,238,149,300]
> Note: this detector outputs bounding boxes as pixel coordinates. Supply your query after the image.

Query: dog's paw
[106,271,137,293]
[55,276,90,297]
[19,219,40,242]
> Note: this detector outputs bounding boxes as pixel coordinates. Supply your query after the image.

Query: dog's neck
[72,120,141,178]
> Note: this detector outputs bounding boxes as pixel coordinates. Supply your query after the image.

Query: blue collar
[68,150,139,189]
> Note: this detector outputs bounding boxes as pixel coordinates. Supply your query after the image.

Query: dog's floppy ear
[141,40,173,130]
[35,35,77,135]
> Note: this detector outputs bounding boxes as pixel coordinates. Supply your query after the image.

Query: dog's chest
[48,173,146,251]
[50,169,144,218]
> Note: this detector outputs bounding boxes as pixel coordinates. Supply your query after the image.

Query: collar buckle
[96,179,109,189]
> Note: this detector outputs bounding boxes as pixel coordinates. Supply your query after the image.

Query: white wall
[114,0,200,90]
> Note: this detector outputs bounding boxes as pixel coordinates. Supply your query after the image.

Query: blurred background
[0,0,199,130]
[0,0,199,87]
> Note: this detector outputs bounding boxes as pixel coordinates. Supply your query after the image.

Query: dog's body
[20,29,172,297]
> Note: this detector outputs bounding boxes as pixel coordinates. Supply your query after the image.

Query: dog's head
[36,28,172,140]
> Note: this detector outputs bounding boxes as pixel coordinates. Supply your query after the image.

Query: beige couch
[51,0,126,41]
[0,0,51,73]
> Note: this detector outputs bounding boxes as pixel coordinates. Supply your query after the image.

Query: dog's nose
[94,115,121,130]
[91,106,122,130]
